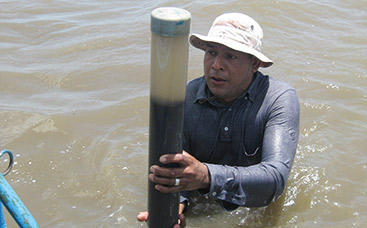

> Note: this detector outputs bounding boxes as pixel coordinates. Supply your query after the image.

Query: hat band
[208,25,262,51]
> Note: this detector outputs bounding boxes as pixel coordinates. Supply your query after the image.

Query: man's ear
[251,57,261,73]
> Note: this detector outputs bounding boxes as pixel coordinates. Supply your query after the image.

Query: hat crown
[208,13,263,51]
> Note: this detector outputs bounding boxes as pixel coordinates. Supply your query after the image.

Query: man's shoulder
[263,75,298,106]
[266,75,297,96]
[187,76,205,89]
[267,75,294,90]
[185,76,205,101]
[253,72,297,103]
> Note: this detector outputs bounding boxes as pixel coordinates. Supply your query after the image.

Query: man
[138,12,300,227]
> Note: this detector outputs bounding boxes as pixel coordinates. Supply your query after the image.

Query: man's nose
[212,56,225,71]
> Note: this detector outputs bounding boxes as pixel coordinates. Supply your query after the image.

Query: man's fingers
[155,183,182,193]
[150,165,183,178]
[160,151,193,166]
[149,173,179,186]
[159,153,184,164]
[149,174,185,193]
[137,211,149,222]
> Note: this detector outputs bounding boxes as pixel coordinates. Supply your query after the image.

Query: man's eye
[228,54,237,59]
[208,50,216,55]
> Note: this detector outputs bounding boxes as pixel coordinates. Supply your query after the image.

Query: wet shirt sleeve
[205,88,300,209]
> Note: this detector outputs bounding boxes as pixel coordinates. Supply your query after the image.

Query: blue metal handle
[0,202,6,228]
[0,150,13,177]
[0,150,39,228]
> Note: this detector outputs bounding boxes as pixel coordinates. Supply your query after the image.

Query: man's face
[203,42,259,105]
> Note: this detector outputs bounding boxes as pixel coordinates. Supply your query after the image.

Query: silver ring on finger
[174,178,180,186]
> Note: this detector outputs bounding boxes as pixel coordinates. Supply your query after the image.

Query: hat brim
[190,33,273,68]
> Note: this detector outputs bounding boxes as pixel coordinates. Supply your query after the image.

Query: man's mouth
[210,76,226,85]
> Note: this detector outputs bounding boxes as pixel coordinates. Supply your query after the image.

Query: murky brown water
[1,0,366,227]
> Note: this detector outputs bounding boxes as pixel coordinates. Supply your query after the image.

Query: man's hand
[149,151,210,193]
[136,211,148,222]
[137,203,187,227]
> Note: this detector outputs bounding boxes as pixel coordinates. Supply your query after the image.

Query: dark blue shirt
[181,71,300,210]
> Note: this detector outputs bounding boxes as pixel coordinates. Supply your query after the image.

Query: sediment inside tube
[150,34,189,104]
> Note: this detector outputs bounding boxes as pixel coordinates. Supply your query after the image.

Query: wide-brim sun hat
[190,13,273,68]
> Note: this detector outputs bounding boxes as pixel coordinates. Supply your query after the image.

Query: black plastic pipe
[148,7,191,228]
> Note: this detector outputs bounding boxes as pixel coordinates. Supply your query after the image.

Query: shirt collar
[193,72,263,105]
[194,79,223,106]
[246,71,262,102]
